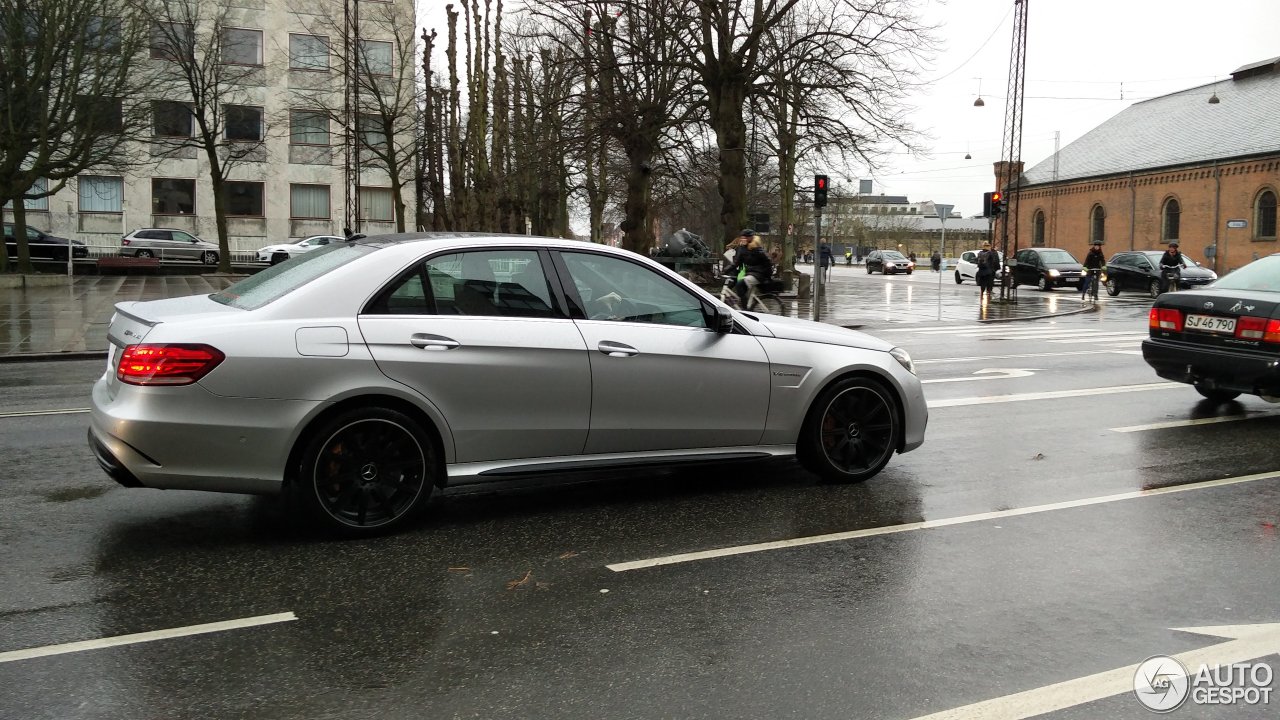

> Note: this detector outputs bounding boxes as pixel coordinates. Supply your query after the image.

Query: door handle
[597,341,638,358]
[410,333,460,350]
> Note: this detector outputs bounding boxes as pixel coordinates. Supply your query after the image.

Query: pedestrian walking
[845,248,853,266]
[820,241,833,282]
[930,250,941,272]
[976,241,998,299]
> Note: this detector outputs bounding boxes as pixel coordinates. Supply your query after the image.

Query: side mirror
[713,305,734,334]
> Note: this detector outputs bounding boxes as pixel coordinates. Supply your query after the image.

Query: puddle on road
[42,486,111,503]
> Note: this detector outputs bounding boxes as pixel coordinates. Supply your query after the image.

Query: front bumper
[1142,338,1280,395]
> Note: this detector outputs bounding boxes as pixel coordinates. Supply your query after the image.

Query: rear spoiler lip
[113,302,160,328]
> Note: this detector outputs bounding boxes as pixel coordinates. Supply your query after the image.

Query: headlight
[1048,269,1061,277]
[889,347,915,375]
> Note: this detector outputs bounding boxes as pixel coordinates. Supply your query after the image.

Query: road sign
[1227,219,1248,229]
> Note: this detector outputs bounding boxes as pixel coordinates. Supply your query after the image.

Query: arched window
[1258,189,1277,239]
[1162,197,1180,241]
[1032,210,1045,246]
[1090,205,1105,245]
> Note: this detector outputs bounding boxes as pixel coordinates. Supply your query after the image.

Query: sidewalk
[0,266,1102,359]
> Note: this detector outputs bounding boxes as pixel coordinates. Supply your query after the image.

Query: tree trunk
[12,202,33,274]
[205,150,231,273]
[390,172,407,233]
[710,82,748,252]
[619,151,654,253]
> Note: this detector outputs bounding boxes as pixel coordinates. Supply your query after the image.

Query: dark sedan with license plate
[1011,247,1083,291]
[1143,253,1280,402]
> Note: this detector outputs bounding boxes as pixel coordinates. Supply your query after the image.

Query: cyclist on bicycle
[1081,241,1106,300]
[1158,240,1183,293]
[732,236,773,307]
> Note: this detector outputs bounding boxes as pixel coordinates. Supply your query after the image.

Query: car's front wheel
[1194,385,1240,403]
[798,376,901,483]
[1037,275,1050,291]
[297,407,438,535]
[1148,279,1161,298]
[955,271,963,284]
[201,251,218,265]
[1105,277,1121,296]
[866,265,873,274]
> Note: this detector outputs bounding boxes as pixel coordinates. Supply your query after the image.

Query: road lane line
[913,350,1120,365]
[1047,334,1147,344]
[0,612,298,664]
[1112,412,1280,432]
[927,382,1181,408]
[606,470,1280,572]
[0,408,90,419]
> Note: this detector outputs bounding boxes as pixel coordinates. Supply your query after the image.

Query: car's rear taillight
[1267,319,1280,344]
[1148,308,1183,332]
[117,344,225,386]
[1237,316,1268,340]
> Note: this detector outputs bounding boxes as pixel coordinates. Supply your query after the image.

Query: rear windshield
[1037,250,1077,264]
[1210,255,1280,293]
[211,243,375,310]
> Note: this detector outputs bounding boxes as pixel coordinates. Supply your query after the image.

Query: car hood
[1180,265,1217,279]
[749,313,893,352]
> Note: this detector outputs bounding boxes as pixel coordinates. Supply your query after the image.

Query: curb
[0,350,108,364]
[977,303,1100,323]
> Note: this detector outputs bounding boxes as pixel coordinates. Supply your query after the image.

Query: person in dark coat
[1081,241,1106,299]
[976,241,999,298]
[732,238,774,305]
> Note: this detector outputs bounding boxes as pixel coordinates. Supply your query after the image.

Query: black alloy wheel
[1105,277,1121,296]
[799,377,901,483]
[298,407,437,535]
[1195,385,1240,403]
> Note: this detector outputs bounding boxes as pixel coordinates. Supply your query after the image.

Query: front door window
[559,252,706,327]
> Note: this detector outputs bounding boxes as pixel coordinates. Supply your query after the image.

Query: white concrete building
[3,0,417,257]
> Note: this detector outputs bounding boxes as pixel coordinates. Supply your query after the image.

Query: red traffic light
[991,192,1002,202]
[817,177,827,190]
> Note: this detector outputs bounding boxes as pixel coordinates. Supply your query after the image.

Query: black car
[3,224,88,260]
[865,250,914,275]
[1143,253,1280,402]
[1011,247,1083,291]
[1105,250,1218,298]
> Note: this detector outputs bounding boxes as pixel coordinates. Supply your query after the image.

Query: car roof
[352,232,609,251]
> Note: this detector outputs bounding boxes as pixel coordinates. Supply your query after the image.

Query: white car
[256,235,345,264]
[954,249,1005,284]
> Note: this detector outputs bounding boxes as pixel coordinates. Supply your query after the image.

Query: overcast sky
[419,0,1279,220]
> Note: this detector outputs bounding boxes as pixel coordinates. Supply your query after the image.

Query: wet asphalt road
[2,277,1280,720]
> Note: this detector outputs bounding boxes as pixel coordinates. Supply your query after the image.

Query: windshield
[1037,250,1078,264]
[1208,255,1280,293]
[211,243,375,310]
[1143,252,1199,268]
[883,252,907,260]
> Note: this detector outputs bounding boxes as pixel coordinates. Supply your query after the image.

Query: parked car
[256,235,346,264]
[1105,250,1218,298]
[1143,252,1280,403]
[954,249,1004,284]
[121,228,220,264]
[89,234,928,534]
[3,224,88,260]
[1011,247,1084,291]
[865,250,915,275]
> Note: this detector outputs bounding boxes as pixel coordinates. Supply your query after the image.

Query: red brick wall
[1008,156,1280,273]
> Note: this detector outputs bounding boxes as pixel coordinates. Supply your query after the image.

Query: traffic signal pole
[811,206,823,322]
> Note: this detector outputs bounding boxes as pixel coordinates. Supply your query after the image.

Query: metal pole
[811,208,823,322]
[937,220,945,321]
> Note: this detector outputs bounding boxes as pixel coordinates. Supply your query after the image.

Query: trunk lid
[1151,289,1280,352]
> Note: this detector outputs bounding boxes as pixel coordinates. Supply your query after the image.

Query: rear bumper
[1142,338,1280,395]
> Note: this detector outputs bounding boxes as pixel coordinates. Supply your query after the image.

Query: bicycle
[1081,268,1101,301]
[720,276,784,314]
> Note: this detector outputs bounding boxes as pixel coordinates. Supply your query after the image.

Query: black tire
[954,271,963,284]
[866,265,873,274]
[1105,277,1120,297]
[1037,275,1050,291]
[270,251,289,265]
[906,270,913,275]
[296,406,438,535]
[798,376,901,483]
[1195,385,1240,402]
[135,249,154,258]
[201,251,218,265]
[1148,279,1161,298]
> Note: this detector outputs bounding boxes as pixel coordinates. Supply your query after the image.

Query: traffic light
[752,212,770,234]
[814,175,828,208]
[983,191,1004,218]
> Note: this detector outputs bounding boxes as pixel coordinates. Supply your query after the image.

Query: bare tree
[140,0,271,272]
[0,0,153,273]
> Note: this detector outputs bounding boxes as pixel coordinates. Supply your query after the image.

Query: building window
[79,176,123,213]
[150,22,193,61]
[153,101,193,137]
[290,110,329,145]
[290,184,330,219]
[1032,210,1045,247]
[2,179,48,211]
[1090,205,1105,245]
[358,114,388,153]
[1162,197,1180,241]
[225,181,264,217]
[358,187,394,222]
[221,28,263,66]
[152,178,196,214]
[224,105,263,141]
[78,96,123,133]
[1257,190,1277,239]
[88,16,122,53]
[359,39,393,76]
[289,34,329,71]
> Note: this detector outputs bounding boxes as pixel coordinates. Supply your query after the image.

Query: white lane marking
[606,470,1280,572]
[879,325,986,333]
[0,612,298,664]
[1047,334,1148,344]
[928,382,1182,408]
[922,368,1037,384]
[1112,412,1280,433]
[0,408,90,419]
[908,623,1280,720]
[913,350,1120,365]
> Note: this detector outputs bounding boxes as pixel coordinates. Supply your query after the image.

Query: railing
[6,241,262,266]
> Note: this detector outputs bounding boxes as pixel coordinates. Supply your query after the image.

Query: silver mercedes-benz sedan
[89,234,927,534]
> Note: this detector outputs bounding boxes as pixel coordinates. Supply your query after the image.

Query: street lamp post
[935,204,954,321]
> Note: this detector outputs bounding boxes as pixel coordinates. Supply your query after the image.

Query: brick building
[1003,56,1280,274]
